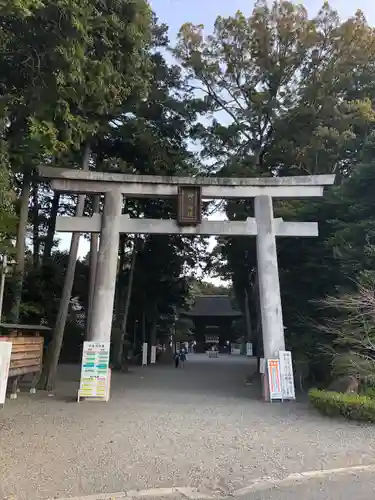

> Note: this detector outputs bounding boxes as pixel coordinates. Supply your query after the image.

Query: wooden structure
[0,323,50,398]
[181,296,242,352]
[177,185,202,225]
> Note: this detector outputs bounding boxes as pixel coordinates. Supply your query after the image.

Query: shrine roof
[182,295,242,318]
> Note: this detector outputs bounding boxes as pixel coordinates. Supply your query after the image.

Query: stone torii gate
[40,167,334,391]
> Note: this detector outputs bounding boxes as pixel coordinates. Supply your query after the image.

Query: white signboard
[150,345,156,364]
[142,342,148,366]
[205,335,219,344]
[0,341,12,405]
[279,350,296,400]
[246,342,253,357]
[78,341,110,401]
[267,359,283,400]
[259,357,265,374]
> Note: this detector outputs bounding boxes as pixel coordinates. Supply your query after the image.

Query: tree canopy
[0,0,375,383]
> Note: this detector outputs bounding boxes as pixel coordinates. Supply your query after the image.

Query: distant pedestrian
[179,349,187,368]
[173,351,180,368]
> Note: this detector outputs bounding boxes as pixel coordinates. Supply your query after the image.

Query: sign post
[246,342,253,356]
[142,342,148,366]
[267,359,283,401]
[279,350,296,400]
[0,341,12,406]
[78,342,111,402]
[150,345,156,364]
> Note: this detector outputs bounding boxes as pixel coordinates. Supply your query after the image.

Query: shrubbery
[309,389,375,423]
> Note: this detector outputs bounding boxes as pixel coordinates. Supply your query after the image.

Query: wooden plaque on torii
[177,185,202,226]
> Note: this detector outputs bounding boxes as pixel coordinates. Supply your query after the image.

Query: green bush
[361,386,375,399]
[309,389,375,423]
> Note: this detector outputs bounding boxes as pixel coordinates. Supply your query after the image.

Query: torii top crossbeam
[39,166,334,198]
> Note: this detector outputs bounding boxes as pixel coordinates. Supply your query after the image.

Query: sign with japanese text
[78,341,110,402]
[267,359,283,400]
[177,186,202,225]
[279,350,296,400]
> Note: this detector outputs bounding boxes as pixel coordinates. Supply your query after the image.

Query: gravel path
[1,354,375,500]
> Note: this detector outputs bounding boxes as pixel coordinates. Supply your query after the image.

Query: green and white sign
[78,341,110,401]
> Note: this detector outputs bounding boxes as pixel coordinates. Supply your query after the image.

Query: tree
[316,274,375,382]
[188,278,231,299]
[0,116,17,252]
[0,0,156,389]
[173,1,375,381]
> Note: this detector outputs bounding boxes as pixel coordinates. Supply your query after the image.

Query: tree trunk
[114,235,138,369]
[244,287,252,342]
[148,314,158,363]
[132,317,138,356]
[147,300,158,363]
[114,233,127,329]
[32,177,40,268]
[141,309,146,344]
[85,195,100,339]
[39,143,91,391]
[43,192,60,263]
[9,171,31,323]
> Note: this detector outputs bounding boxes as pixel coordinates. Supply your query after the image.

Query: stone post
[254,195,285,360]
[89,189,123,343]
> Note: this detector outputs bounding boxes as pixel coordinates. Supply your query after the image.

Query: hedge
[309,389,375,423]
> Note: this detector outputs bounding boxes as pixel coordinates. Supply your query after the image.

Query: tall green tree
[173,1,375,378]
[0,0,154,388]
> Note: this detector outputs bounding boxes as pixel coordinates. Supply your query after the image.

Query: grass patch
[309,388,375,423]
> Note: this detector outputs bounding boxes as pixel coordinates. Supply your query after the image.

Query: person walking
[173,350,180,368]
[179,349,187,368]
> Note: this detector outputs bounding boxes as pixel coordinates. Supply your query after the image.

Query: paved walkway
[236,468,375,500]
[1,354,375,500]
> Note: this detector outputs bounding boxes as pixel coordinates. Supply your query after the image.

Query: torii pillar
[255,195,285,359]
[89,189,123,343]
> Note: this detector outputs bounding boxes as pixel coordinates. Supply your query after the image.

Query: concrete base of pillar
[261,372,270,402]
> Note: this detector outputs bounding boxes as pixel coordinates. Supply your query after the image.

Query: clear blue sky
[149,0,375,41]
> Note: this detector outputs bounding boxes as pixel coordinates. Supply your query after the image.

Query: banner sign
[150,345,156,364]
[142,342,148,366]
[267,359,283,400]
[78,342,110,402]
[279,350,296,400]
[259,357,266,374]
[246,342,253,356]
[0,341,12,405]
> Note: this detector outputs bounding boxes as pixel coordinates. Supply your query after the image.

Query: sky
[58,0,375,269]
[149,0,375,41]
